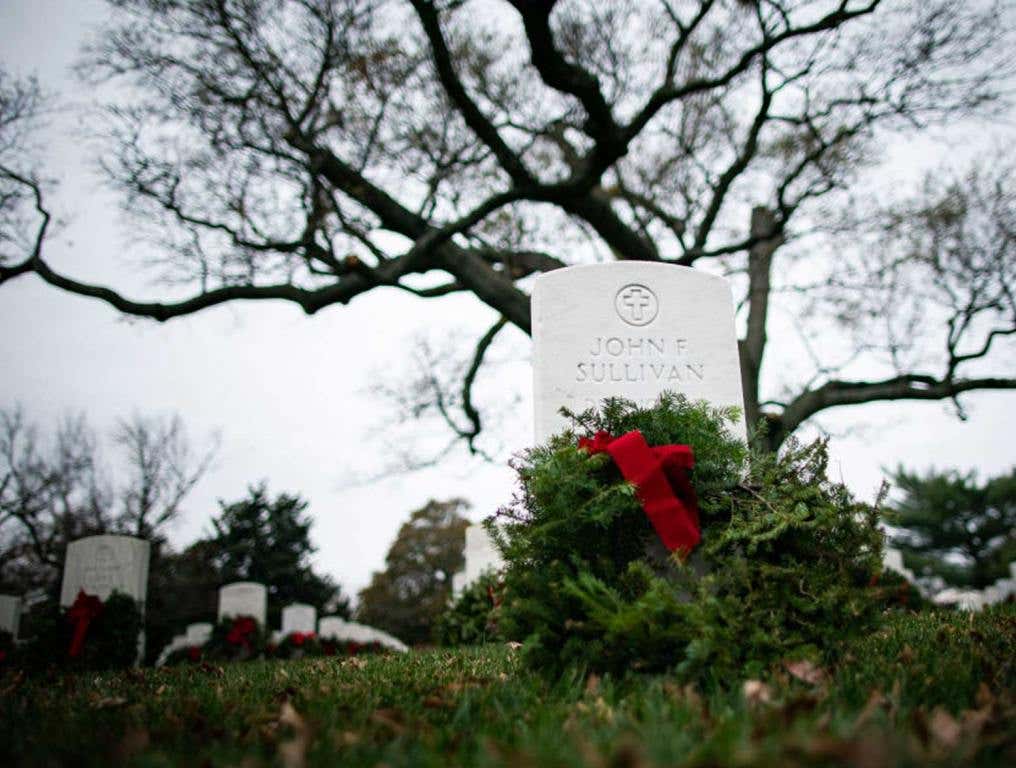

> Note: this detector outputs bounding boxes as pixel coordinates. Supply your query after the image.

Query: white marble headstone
[317,615,347,639]
[59,535,150,607]
[452,524,505,597]
[532,263,746,443]
[317,616,407,652]
[0,594,21,638]
[281,603,317,635]
[186,622,213,646]
[217,581,267,626]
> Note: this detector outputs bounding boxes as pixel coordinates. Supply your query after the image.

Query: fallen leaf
[929,707,962,750]
[91,696,128,710]
[506,641,522,650]
[422,695,451,709]
[278,700,311,768]
[743,679,772,706]
[333,730,360,747]
[584,674,601,696]
[370,708,406,735]
[975,682,994,709]
[852,690,888,731]
[784,659,827,686]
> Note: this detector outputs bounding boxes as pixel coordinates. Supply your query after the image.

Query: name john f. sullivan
[576,336,705,383]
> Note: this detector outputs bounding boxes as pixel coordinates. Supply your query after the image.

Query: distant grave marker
[59,535,150,607]
[281,603,316,635]
[218,582,267,626]
[0,594,21,639]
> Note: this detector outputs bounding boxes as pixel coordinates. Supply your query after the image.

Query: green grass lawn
[2,605,1013,767]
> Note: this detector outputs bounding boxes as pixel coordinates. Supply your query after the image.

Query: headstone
[281,603,316,635]
[316,616,407,652]
[59,535,150,607]
[452,524,505,597]
[185,622,213,646]
[0,594,21,639]
[217,581,267,626]
[317,615,347,639]
[532,263,747,443]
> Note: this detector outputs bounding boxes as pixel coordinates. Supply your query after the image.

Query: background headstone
[532,263,746,443]
[0,594,22,639]
[185,622,213,646]
[281,603,316,635]
[317,615,347,639]
[452,524,505,597]
[59,535,150,607]
[217,581,267,626]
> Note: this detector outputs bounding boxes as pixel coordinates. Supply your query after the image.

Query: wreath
[494,394,886,682]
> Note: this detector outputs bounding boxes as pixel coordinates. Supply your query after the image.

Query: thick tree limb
[770,374,1016,448]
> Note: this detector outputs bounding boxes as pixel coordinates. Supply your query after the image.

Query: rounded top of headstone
[221,581,266,590]
[68,534,151,549]
[536,261,733,289]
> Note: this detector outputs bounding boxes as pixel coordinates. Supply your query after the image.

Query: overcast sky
[2,0,1014,599]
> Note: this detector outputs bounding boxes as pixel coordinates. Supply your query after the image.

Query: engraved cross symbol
[622,287,652,321]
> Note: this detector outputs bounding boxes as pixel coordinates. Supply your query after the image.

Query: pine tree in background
[357,499,469,646]
[209,484,348,626]
[886,468,1016,589]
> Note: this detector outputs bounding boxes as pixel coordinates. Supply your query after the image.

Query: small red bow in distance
[226,617,258,646]
[579,430,701,556]
[290,631,315,646]
[66,589,104,658]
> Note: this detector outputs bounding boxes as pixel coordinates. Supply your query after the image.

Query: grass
[1,605,1013,767]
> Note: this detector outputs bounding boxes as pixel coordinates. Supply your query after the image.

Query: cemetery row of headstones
[0,534,407,666]
[156,583,407,665]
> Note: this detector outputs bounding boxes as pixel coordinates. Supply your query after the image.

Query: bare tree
[114,413,219,539]
[0,406,217,592]
[1,1,1014,453]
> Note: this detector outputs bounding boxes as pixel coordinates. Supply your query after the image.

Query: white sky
[1,0,1014,599]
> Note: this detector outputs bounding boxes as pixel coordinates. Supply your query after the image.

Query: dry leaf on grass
[783,659,827,686]
[929,707,962,751]
[743,679,773,706]
[278,700,311,768]
[90,696,128,710]
[370,708,406,735]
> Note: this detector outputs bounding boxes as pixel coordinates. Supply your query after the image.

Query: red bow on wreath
[226,617,257,647]
[291,631,315,647]
[579,430,701,556]
[67,589,104,658]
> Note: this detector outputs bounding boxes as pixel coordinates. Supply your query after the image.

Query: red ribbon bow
[291,631,315,646]
[226,617,257,646]
[66,589,104,658]
[579,429,701,555]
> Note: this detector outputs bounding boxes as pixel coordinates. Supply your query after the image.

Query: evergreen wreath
[16,591,143,672]
[270,631,321,659]
[204,615,266,662]
[494,394,886,682]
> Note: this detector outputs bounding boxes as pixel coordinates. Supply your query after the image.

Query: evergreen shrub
[436,569,503,646]
[495,394,885,682]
